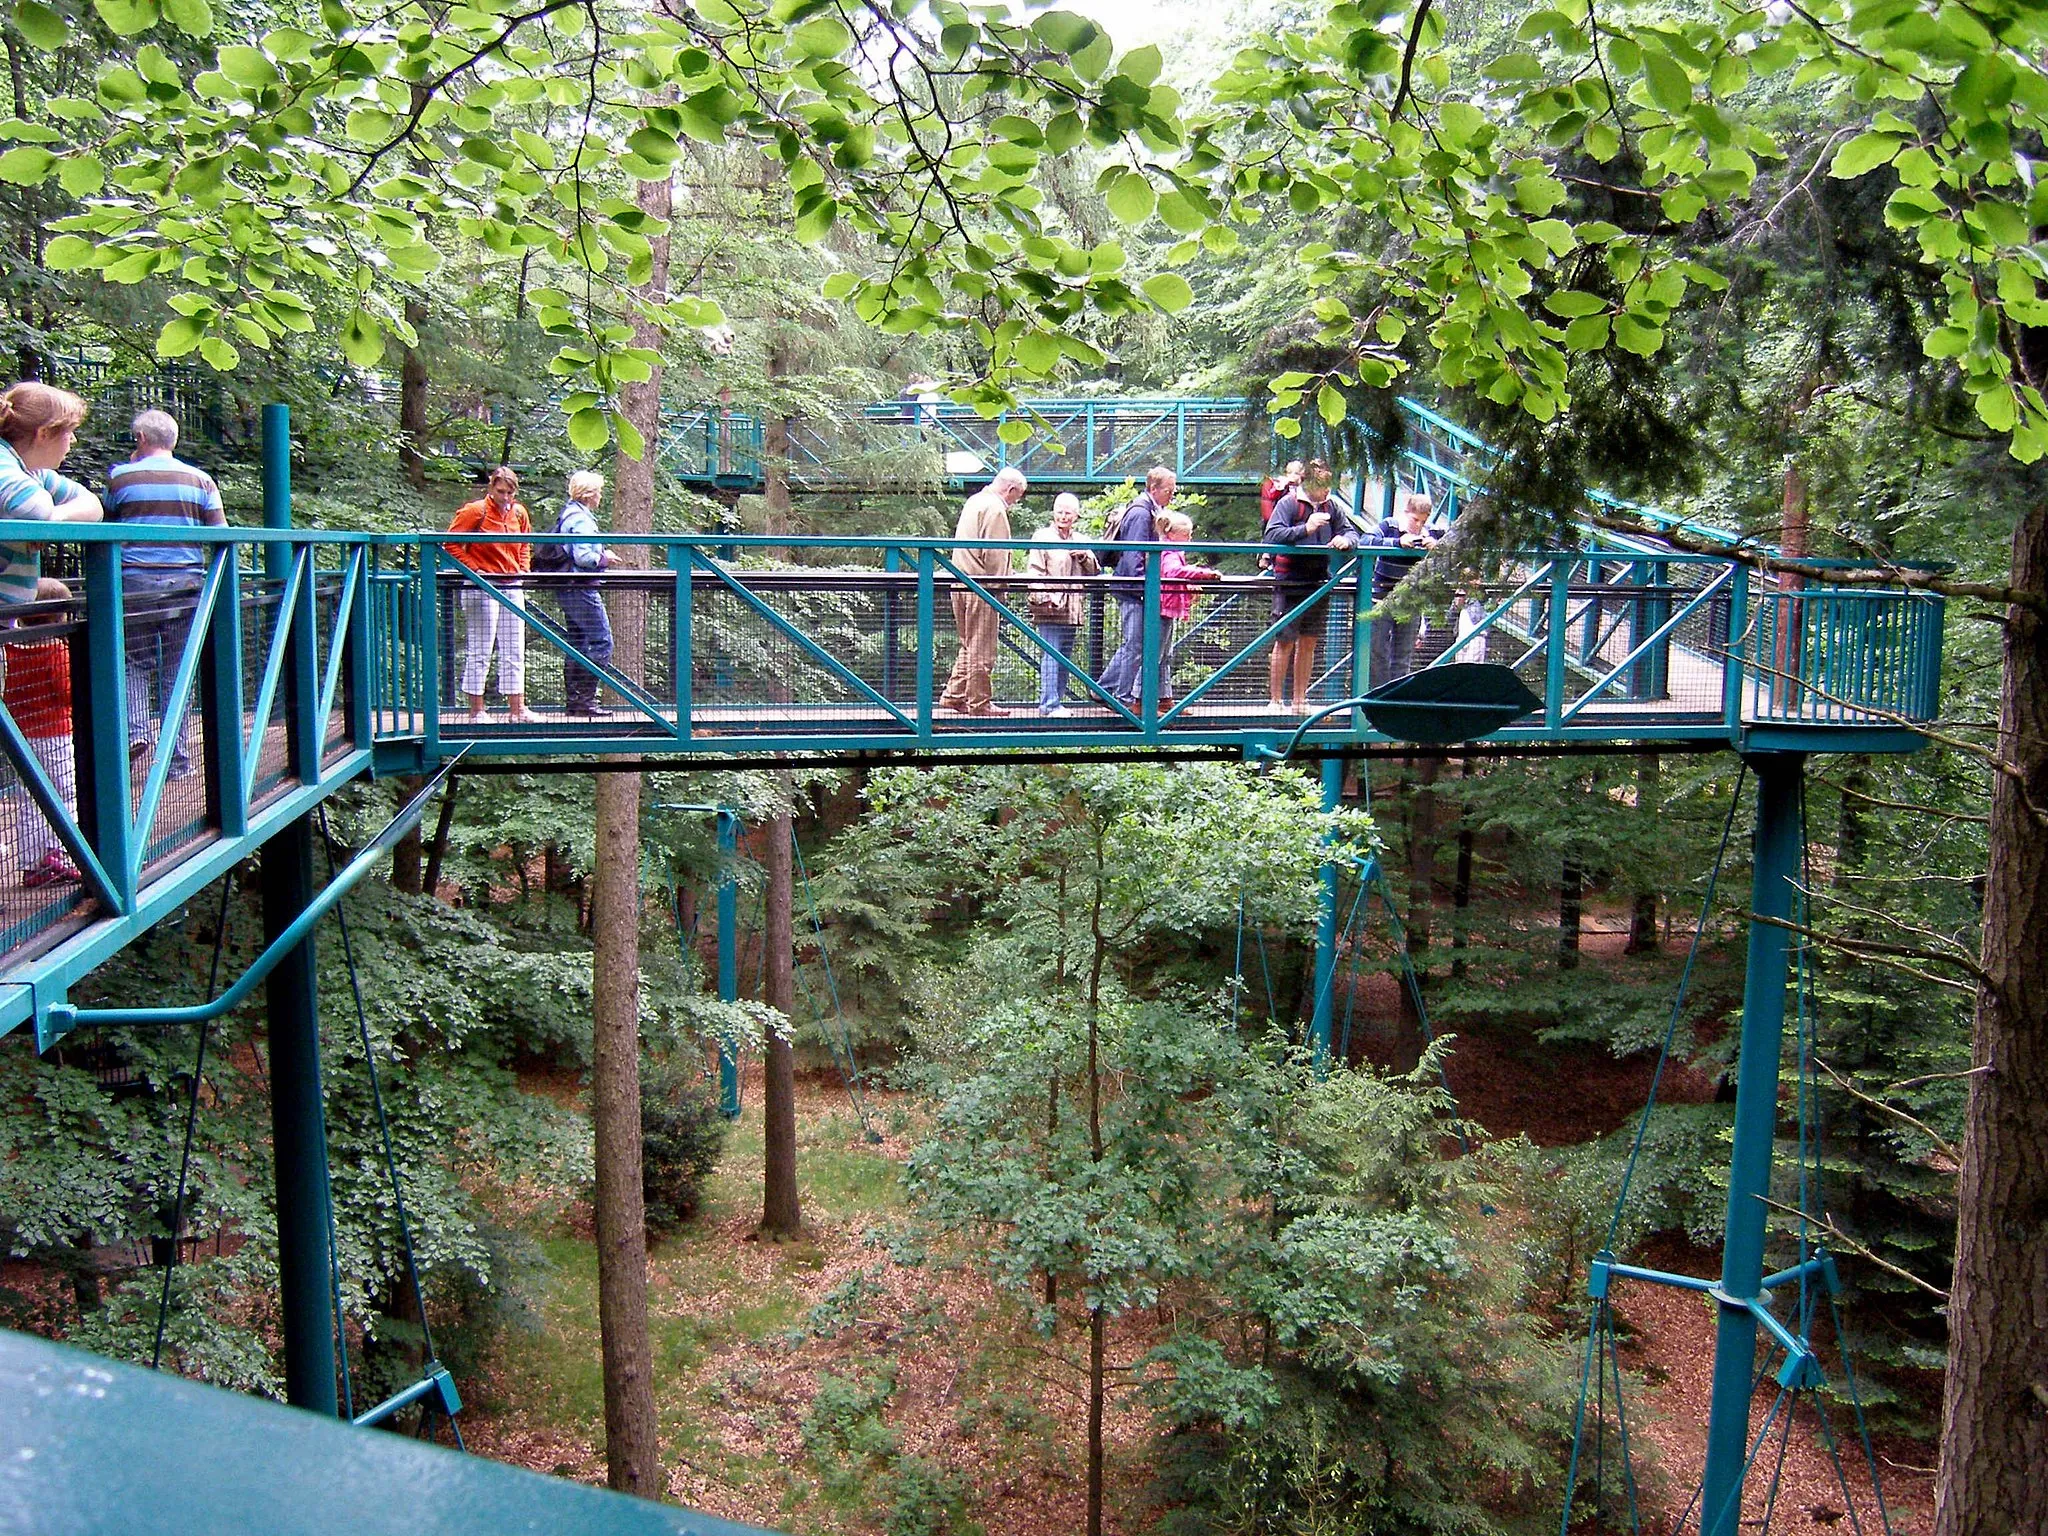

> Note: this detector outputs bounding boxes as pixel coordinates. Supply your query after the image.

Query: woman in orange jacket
[447,466,534,723]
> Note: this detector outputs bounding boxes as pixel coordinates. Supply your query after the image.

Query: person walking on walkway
[537,471,618,717]
[0,382,103,613]
[1364,491,1441,686]
[939,466,1026,717]
[1155,509,1220,707]
[1097,464,1176,708]
[1261,460,1357,712]
[1025,492,1098,717]
[108,409,224,780]
[447,466,534,724]
[6,579,80,888]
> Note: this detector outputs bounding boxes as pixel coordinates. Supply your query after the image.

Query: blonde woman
[0,382,104,610]
[534,471,617,716]
[446,466,533,722]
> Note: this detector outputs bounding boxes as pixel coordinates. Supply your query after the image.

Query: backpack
[1096,497,1144,568]
[530,511,576,573]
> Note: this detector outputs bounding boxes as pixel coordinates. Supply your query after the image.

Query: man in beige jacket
[1024,492,1099,717]
[939,466,1028,715]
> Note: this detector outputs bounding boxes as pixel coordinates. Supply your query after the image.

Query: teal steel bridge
[0,402,1946,1536]
[664,395,1282,493]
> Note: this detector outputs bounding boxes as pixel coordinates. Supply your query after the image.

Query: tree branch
[1390,0,1434,123]
[1752,1194,1949,1300]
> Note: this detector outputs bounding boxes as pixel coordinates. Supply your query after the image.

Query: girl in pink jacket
[1156,510,1220,705]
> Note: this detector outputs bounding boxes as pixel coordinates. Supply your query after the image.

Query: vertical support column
[673,544,692,741]
[716,809,740,1120]
[1722,563,1750,733]
[265,813,336,1415]
[1700,753,1804,1535]
[419,545,441,761]
[259,404,337,1415]
[881,546,900,704]
[1545,560,1571,727]
[203,552,247,839]
[915,549,934,741]
[73,543,133,910]
[1308,754,1344,1072]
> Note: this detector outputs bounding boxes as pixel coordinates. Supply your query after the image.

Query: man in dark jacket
[1261,460,1359,712]
[1096,464,1176,708]
[1362,491,1441,685]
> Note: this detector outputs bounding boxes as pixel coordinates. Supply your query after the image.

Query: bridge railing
[0,528,377,1039]
[365,532,1942,756]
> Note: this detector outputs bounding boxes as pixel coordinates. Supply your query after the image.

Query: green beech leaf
[1142,272,1193,312]
[215,46,279,89]
[1643,49,1691,113]
[93,0,158,34]
[155,315,205,357]
[41,234,95,269]
[1544,291,1608,318]
[1830,131,1902,179]
[15,0,67,49]
[197,334,239,370]
[566,408,611,452]
[340,309,384,367]
[161,0,212,37]
[1105,170,1154,225]
[56,154,103,195]
[1316,382,1346,427]
[0,146,54,183]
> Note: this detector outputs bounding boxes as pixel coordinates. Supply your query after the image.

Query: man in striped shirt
[108,410,224,780]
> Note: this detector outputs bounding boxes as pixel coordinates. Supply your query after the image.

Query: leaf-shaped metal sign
[1359,663,1541,744]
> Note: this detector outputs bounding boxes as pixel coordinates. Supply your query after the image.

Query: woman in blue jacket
[543,471,618,717]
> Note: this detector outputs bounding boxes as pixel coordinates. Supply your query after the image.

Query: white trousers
[460,586,526,698]
[11,732,76,868]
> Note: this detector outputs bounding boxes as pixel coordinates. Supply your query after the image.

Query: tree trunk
[1086,1302,1106,1536]
[421,775,458,901]
[763,337,794,557]
[587,166,671,1501]
[1451,759,1474,981]
[759,791,802,1238]
[1558,857,1582,971]
[1934,500,2048,1536]
[1404,757,1436,1021]
[1627,751,1660,954]
[392,777,424,894]
[398,305,429,492]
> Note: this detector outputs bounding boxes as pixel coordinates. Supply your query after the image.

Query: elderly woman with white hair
[532,470,618,717]
[1024,490,1099,716]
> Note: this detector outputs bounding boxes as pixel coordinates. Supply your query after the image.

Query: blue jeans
[124,570,202,774]
[1035,623,1077,710]
[1097,595,1146,701]
[559,586,613,711]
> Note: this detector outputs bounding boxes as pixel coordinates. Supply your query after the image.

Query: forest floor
[464,949,1939,1534]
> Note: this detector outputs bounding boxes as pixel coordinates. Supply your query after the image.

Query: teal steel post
[1545,560,1571,726]
[259,403,338,1415]
[74,542,133,910]
[1699,753,1804,1534]
[1309,755,1343,1070]
[716,810,740,1119]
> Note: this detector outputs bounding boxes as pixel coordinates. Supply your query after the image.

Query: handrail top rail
[3,520,1946,578]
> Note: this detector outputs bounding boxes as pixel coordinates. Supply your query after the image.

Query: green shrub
[640,1055,728,1238]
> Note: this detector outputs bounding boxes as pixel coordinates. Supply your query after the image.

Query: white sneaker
[1040,705,1071,718]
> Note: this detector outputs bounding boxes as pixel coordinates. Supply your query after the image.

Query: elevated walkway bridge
[667,396,1299,496]
[0,398,1946,1536]
[0,518,1941,1048]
